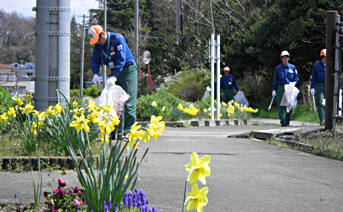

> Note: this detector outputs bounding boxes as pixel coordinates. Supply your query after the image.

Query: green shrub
[161,67,211,102]
[136,89,183,121]
[0,86,14,114]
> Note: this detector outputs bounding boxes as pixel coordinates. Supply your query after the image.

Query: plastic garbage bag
[83,80,129,118]
[280,83,299,112]
[203,90,210,99]
[234,90,249,107]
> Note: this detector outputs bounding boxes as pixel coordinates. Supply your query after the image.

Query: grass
[253,104,320,123]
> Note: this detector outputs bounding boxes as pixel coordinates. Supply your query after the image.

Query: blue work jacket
[90,32,134,78]
[310,60,326,88]
[272,63,299,91]
[220,74,239,91]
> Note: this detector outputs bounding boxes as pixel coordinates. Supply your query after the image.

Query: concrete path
[1,120,343,212]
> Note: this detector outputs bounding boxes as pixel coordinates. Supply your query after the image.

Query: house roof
[0,64,18,74]
[0,64,14,70]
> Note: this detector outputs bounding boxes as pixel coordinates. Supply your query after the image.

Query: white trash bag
[280,82,300,112]
[234,90,249,107]
[83,78,130,118]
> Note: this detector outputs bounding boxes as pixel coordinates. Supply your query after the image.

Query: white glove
[311,88,315,96]
[92,74,100,86]
[107,76,117,86]
[272,90,276,97]
[206,86,211,92]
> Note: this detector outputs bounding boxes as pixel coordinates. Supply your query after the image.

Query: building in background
[0,62,35,97]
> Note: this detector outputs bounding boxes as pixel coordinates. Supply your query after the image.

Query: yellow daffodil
[21,102,34,114]
[87,112,100,124]
[185,152,211,185]
[54,103,63,115]
[177,104,184,110]
[150,115,165,132]
[125,174,129,179]
[47,105,54,115]
[151,101,157,107]
[32,110,40,117]
[0,113,8,122]
[26,93,32,100]
[162,106,165,111]
[7,107,16,118]
[128,122,143,145]
[70,114,90,132]
[72,100,79,108]
[185,183,209,212]
[15,97,24,106]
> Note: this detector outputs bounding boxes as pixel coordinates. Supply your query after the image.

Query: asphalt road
[1,123,343,212]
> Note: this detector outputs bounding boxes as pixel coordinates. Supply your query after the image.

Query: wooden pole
[325,10,338,130]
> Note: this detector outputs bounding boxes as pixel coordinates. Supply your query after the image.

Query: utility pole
[325,11,337,130]
[176,0,182,42]
[134,0,139,67]
[80,14,86,97]
[103,0,107,87]
[0,12,4,49]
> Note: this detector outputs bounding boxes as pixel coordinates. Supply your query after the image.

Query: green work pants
[277,85,292,125]
[315,82,325,123]
[116,62,138,132]
[222,89,234,103]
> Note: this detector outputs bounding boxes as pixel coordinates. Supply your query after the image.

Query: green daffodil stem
[182,180,189,212]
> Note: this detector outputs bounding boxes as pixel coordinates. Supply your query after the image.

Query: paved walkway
[1,119,343,212]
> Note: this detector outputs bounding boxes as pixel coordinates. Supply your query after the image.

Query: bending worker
[88,25,138,139]
[310,49,326,126]
[272,50,299,127]
[220,66,239,103]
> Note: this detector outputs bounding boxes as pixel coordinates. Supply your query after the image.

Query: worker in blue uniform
[220,66,239,103]
[88,25,138,139]
[272,50,299,126]
[310,49,326,125]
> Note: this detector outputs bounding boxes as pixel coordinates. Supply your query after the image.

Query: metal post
[210,33,215,121]
[216,35,221,120]
[134,0,139,66]
[325,11,338,130]
[34,0,71,110]
[103,0,107,88]
[57,0,71,107]
[148,63,150,94]
[80,14,85,97]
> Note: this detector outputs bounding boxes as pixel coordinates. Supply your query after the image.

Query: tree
[0,10,35,64]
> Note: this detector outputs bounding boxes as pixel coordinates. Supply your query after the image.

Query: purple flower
[146,198,149,205]
[73,199,82,207]
[14,193,17,199]
[103,201,108,210]
[109,200,112,209]
[57,179,67,187]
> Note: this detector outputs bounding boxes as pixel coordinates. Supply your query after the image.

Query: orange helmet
[88,25,103,45]
[320,49,326,57]
[280,50,290,57]
[223,66,230,71]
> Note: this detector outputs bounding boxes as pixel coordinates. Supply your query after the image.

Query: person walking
[272,50,299,126]
[220,66,239,103]
[310,49,326,125]
[88,25,138,139]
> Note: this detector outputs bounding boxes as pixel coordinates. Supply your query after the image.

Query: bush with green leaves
[0,86,14,114]
[136,89,183,121]
[160,67,211,102]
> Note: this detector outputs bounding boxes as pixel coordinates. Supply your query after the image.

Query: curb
[138,119,253,128]
[0,156,87,171]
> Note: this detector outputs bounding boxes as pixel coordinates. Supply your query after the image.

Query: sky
[1,0,99,22]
